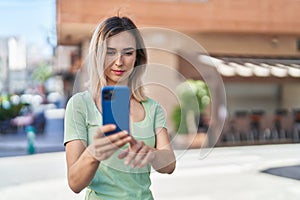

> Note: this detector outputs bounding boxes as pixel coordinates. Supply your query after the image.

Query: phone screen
[101,86,130,136]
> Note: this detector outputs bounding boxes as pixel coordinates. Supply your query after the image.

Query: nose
[114,54,123,67]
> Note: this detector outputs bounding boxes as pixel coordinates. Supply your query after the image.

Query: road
[1,144,300,200]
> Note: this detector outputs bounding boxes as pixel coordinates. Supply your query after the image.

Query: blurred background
[1,0,300,199]
[1,0,300,151]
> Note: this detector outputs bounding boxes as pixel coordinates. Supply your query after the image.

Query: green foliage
[171,105,189,134]
[31,62,53,83]
[171,79,210,134]
[176,79,210,112]
[0,95,26,121]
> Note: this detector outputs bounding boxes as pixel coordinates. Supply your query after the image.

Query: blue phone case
[101,86,130,136]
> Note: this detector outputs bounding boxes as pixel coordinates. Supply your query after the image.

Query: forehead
[106,31,136,49]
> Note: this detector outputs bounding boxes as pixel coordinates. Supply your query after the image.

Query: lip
[112,69,126,76]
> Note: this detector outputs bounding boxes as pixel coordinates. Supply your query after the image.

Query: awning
[179,54,300,83]
[196,55,300,82]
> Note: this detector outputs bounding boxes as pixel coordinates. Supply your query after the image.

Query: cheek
[104,57,114,68]
[104,66,110,75]
[125,56,136,68]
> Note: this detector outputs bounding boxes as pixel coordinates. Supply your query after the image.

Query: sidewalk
[0,144,300,200]
[0,107,65,157]
[0,132,64,157]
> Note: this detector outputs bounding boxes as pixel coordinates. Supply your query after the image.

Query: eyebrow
[107,47,136,51]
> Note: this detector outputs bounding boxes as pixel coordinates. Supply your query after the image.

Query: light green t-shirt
[64,91,167,200]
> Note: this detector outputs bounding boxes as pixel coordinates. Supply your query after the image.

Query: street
[1,144,300,200]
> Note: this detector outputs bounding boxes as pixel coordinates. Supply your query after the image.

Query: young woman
[64,16,176,200]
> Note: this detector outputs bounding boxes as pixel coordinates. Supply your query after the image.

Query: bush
[171,80,210,134]
[0,94,26,121]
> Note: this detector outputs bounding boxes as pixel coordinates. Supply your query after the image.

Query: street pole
[1,52,9,94]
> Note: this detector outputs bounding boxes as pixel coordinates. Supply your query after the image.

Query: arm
[66,125,131,193]
[151,127,176,174]
[65,140,99,193]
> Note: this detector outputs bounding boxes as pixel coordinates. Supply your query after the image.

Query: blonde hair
[87,16,147,102]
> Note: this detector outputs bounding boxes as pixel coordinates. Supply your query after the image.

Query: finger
[96,135,131,153]
[124,141,143,166]
[93,148,118,161]
[129,136,137,146]
[91,136,131,161]
[103,136,130,150]
[131,145,148,167]
[107,131,129,144]
[94,130,128,147]
[138,151,156,168]
[118,148,129,159]
[87,143,114,161]
[94,124,116,139]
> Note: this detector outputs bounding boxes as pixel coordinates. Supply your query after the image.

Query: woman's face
[104,31,137,85]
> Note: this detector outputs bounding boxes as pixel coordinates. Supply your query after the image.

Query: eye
[123,51,135,56]
[106,50,116,56]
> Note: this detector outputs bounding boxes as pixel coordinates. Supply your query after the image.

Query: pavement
[0,132,64,157]
[0,143,300,200]
[0,111,65,157]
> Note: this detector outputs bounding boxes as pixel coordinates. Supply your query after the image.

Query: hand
[87,124,131,162]
[118,137,156,168]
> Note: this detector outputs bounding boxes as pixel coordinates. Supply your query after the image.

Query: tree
[171,79,210,134]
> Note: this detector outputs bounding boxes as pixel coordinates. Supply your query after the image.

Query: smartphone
[101,86,130,136]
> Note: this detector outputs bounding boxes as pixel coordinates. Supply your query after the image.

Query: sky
[0,0,56,53]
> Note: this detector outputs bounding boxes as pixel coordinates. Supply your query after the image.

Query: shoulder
[69,90,91,100]
[144,97,167,128]
[66,91,92,110]
[143,97,160,106]
[67,91,91,104]
[143,97,164,112]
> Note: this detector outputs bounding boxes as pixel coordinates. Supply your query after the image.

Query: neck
[107,79,129,86]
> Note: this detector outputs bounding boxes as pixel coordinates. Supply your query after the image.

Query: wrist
[84,146,101,165]
[149,148,157,165]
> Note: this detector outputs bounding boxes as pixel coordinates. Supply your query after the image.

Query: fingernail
[124,160,129,165]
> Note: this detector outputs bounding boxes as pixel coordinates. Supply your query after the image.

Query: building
[0,37,27,94]
[56,0,300,146]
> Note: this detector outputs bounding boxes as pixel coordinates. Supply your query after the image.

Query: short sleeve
[64,94,88,145]
[154,103,167,130]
